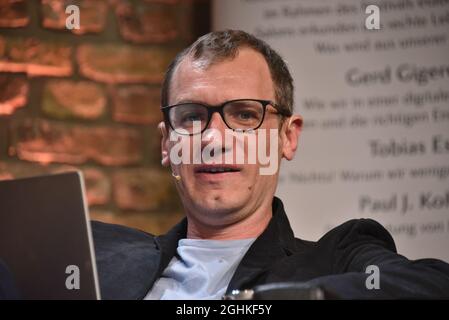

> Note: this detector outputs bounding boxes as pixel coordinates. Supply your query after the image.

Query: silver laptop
[0,171,100,300]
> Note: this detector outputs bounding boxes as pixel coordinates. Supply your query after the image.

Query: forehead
[169,47,275,105]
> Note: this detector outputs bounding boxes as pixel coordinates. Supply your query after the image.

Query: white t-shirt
[144,237,255,300]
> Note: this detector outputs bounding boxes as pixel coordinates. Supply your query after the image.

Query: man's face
[160,48,294,229]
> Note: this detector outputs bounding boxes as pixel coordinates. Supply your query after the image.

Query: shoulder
[318,218,396,252]
[90,220,158,266]
[90,221,160,299]
[91,220,155,244]
[314,219,398,273]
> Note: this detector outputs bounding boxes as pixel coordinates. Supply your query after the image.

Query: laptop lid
[0,171,100,300]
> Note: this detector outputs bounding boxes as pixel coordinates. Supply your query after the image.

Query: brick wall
[0,0,210,234]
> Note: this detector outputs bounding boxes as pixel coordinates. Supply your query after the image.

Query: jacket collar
[153,218,187,276]
[150,197,297,297]
[225,197,297,294]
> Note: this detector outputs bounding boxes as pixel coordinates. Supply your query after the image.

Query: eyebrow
[173,99,207,105]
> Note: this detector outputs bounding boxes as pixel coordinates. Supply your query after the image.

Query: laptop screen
[0,171,100,300]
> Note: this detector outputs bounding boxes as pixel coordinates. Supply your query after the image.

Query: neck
[186,203,273,240]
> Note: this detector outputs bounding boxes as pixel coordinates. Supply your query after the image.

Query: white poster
[213,0,449,261]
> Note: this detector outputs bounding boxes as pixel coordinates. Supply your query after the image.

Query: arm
[307,219,449,299]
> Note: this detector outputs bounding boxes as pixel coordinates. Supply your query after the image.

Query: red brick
[77,44,175,84]
[144,0,180,4]
[143,125,165,166]
[80,126,143,166]
[82,167,111,205]
[0,162,111,206]
[9,119,143,166]
[0,36,72,77]
[41,0,107,34]
[115,1,178,44]
[10,119,87,164]
[0,0,30,28]
[43,80,106,120]
[50,166,111,205]
[112,85,162,124]
[0,0,29,28]
[113,168,173,211]
[0,161,76,180]
[0,36,5,55]
[0,75,28,115]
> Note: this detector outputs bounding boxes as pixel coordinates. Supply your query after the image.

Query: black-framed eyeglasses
[161,99,291,135]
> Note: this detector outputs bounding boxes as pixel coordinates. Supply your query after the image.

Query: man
[93,30,449,299]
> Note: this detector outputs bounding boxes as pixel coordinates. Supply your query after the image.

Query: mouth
[194,165,242,181]
[194,165,242,174]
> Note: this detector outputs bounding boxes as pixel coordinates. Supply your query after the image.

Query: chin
[191,192,246,216]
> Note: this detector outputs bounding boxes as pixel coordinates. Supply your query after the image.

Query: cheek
[252,171,278,196]
[254,129,281,167]
[167,136,195,166]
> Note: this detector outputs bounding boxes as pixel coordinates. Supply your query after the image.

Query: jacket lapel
[137,218,187,299]
[225,197,297,294]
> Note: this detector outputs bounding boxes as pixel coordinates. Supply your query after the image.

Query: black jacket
[0,259,20,300]
[92,197,449,299]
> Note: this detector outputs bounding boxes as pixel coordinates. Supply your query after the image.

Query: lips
[194,165,242,174]
[192,165,243,183]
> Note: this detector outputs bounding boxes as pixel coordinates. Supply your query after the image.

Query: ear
[281,115,303,161]
[158,121,170,167]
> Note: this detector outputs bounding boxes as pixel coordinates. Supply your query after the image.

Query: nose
[206,111,227,132]
[201,112,229,160]
[202,112,226,143]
